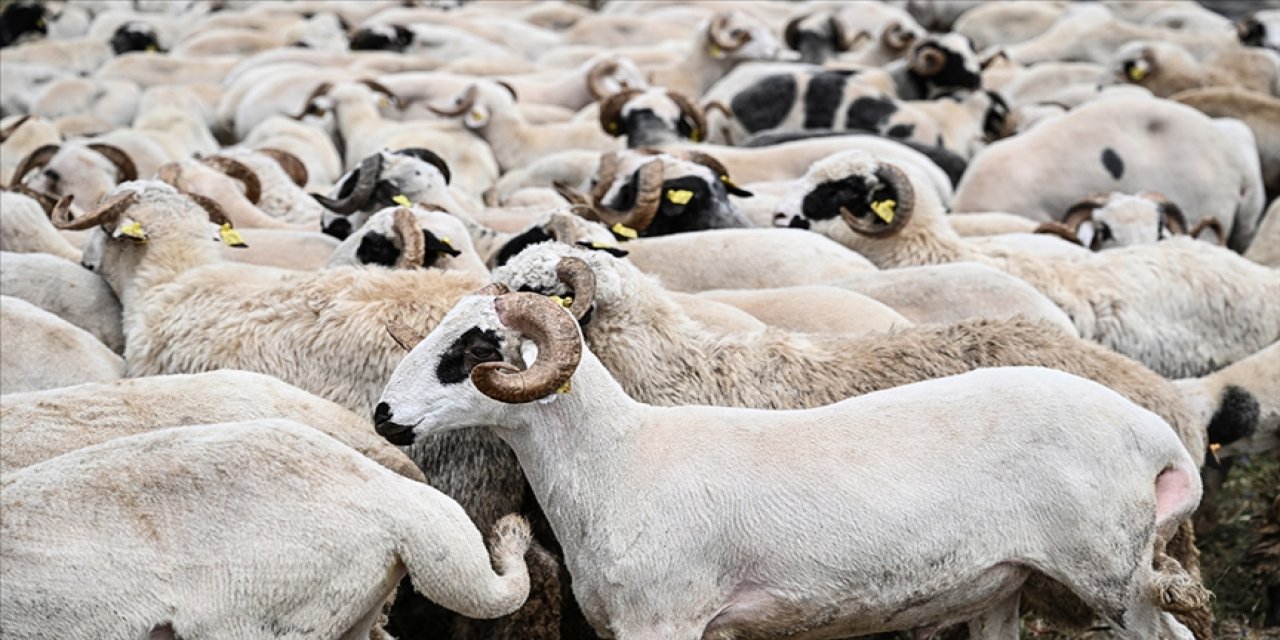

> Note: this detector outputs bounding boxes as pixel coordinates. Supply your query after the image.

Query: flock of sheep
[1,0,1279,638]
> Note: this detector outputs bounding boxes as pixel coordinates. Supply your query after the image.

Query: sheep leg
[967,589,1021,640]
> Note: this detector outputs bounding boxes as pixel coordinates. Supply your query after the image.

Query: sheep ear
[112,216,148,241]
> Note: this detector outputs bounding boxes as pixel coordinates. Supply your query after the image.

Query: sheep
[131,84,222,159]
[1005,3,1237,65]
[780,10,868,64]
[94,53,240,88]
[302,80,500,196]
[1,37,114,75]
[315,147,465,239]
[642,10,784,97]
[1033,191,1227,250]
[154,157,304,230]
[499,54,649,111]
[0,60,75,118]
[0,114,59,188]
[61,181,563,637]
[0,250,123,353]
[242,114,344,188]
[12,134,169,209]
[1172,87,1280,200]
[891,32,985,100]
[427,80,621,173]
[1237,9,1280,52]
[596,88,707,148]
[0,295,122,394]
[215,228,341,271]
[1105,40,1280,97]
[326,205,487,278]
[0,191,80,261]
[777,150,1280,378]
[376,289,1204,640]
[696,286,912,336]
[951,96,1266,251]
[0,419,533,640]
[28,77,141,132]
[0,370,423,479]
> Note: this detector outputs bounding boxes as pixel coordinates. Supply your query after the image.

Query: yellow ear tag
[440,236,453,247]
[611,223,638,240]
[556,380,572,394]
[870,199,896,223]
[666,189,694,205]
[607,121,619,132]
[590,241,616,250]
[469,110,485,123]
[219,223,247,247]
[392,194,411,207]
[708,44,724,59]
[690,128,702,142]
[118,221,147,240]
[146,45,158,53]
[1128,65,1147,82]
[549,295,574,309]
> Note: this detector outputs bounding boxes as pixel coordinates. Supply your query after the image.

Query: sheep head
[704,11,782,62]
[906,33,981,98]
[331,204,468,272]
[784,12,867,64]
[427,82,514,130]
[1034,192,1226,250]
[375,289,584,445]
[13,142,137,208]
[598,88,707,147]
[585,55,649,100]
[317,148,456,240]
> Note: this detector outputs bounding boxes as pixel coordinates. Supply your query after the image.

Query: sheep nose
[772,212,789,226]
[373,402,392,425]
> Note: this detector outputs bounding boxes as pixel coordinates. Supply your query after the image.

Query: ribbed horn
[597,89,642,137]
[666,91,707,142]
[11,144,59,184]
[586,59,619,100]
[591,156,664,232]
[54,191,138,231]
[707,13,752,52]
[87,143,138,182]
[471,292,582,404]
[201,156,261,204]
[312,152,383,214]
[392,207,426,268]
[259,148,309,187]
[555,256,596,322]
[385,321,425,352]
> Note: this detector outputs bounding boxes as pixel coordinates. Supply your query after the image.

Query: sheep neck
[837,216,976,269]
[119,230,220,306]
[477,109,529,171]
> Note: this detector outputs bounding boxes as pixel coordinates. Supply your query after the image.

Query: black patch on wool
[845,96,898,131]
[323,217,352,240]
[349,25,414,52]
[1101,148,1125,179]
[801,177,875,222]
[355,232,400,267]
[886,123,916,138]
[803,72,849,129]
[909,44,981,95]
[731,75,796,133]
[494,226,554,268]
[1207,385,1259,447]
[436,327,502,385]
[110,23,162,55]
[648,176,716,236]
[0,2,46,49]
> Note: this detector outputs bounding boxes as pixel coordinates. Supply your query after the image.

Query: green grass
[1200,454,1279,638]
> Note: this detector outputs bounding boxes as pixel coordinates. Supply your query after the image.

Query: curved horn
[1034,221,1084,246]
[881,20,915,51]
[475,282,512,297]
[839,163,915,238]
[707,13,752,52]
[591,156,665,232]
[783,13,809,51]
[86,144,138,182]
[290,81,333,119]
[555,256,596,322]
[1188,217,1226,245]
[471,292,583,404]
[200,156,261,204]
[395,147,451,185]
[259,148,309,187]
[597,89,641,137]
[10,183,60,212]
[47,194,75,226]
[703,100,733,121]
[586,59,619,100]
[684,150,752,197]
[184,191,233,227]
[53,191,138,231]
[427,85,478,118]
[829,15,855,52]
[385,321,425,352]
[1140,191,1188,235]
[312,152,383,214]
[359,78,404,108]
[666,91,707,142]
[1061,193,1109,230]
[11,143,59,184]
[392,207,426,268]
[0,115,34,143]
[911,47,946,77]
[553,181,592,209]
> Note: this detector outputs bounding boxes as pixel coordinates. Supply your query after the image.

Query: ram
[1,419,532,640]
[778,150,1280,378]
[597,88,706,148]
[376,289,1205,640]
[1105,41,1280,97]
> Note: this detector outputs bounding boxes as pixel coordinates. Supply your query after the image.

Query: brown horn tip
[258,148,309,187]
[386,320,425,352]
[201,156,262,204]
[1034,221,1084,246]
[474,282,511,297]
[428,85,478,118]
[54,191,139,231]
[471,292,582,404]
[1188,217,1225,245]
[86,143,138,182]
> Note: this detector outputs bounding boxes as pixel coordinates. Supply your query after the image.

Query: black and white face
[492,243,625,327]
[0,2,47,48]
[110,22,162,55]
[374,296,528,445]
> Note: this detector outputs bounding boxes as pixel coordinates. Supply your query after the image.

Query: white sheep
[0,419,532,639]
[376,290,1202,640]
[0,250,123,353]
[0,191,80,261]
[0,370,422,479]
[0,295,122,393]
[1033,191,1226,250]
[696,286,911,336]
[0,114,60,188]
[777,150,1280,378]
[326,205,487,278]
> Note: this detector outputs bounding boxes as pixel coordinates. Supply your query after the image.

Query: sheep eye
[468,344,497,360]
[44,168,60,183]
